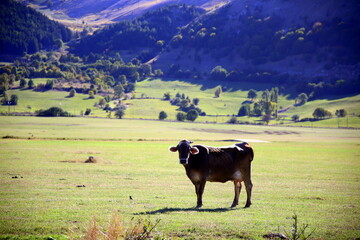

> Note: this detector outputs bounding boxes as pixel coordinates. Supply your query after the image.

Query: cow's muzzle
[179,158,188,164]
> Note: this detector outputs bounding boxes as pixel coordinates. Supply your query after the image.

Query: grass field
[1,78,360,128]
[0,116,359,239]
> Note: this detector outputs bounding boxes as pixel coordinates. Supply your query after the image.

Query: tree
[292,114,300,122]
[215,86,222,98]
[28,79,34,89]
[262,114,271,125]
[186,109,199,122]
[296,93,308,106]
[238,104,250,117]
[115,109,125,119]
[193,98,200,105]
[335,109,347,117]
[114,85,124,98]
[10,94,18,105]
[247,89,257,100]
[262,90,270,102]
[313,108,332,119]
[88,90,95,99]
[163,92,171,100]
[159,111,167,120]
[36,107,70,117]
[85,108,91,115]
[176,112,186,121]
[210,66,228,81]
[19,79,27,88]
[68,89,76,97]
[252,102,262,116]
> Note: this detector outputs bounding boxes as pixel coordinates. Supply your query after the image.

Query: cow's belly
[207,170,243,183]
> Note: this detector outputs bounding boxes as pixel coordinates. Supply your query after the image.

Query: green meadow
[1,78,359,127]
[0,116,359,239]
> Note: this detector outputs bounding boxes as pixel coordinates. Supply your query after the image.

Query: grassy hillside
[1,77,359,127]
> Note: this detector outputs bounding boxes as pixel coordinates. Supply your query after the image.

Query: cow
[169,140,254,208]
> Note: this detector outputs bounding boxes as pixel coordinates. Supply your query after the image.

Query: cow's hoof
[195,204,202,209]
[230,203,238,208]
[244,204,251,208]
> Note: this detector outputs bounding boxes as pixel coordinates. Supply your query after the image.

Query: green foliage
[163,92,171,100]
[238,104,250,117]
[115,109,125,119]
[158,111,167,120]
[247,89,257,99]
[85,108,91,115]
[335,109,347,117]
[36,106,70,117]
[68,89,76,98]
[296,93,308,106]
[210,66,228,81]
[312,107,332,119]
[214,86,222,98]
[176,112,186,121]
[71,4,204,56]
[284,213,316,240]
[292,114,300,122]
[0,0,71,55]
[186,109,199,121]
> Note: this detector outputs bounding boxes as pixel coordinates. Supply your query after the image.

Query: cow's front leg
[194,180,206,208]
[231,180,242,208]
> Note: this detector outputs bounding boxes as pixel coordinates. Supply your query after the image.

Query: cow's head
[169,139,199,164]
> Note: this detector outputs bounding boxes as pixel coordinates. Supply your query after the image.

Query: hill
[152,0,360,83]
[0,0,72,57]
[16,0,228,29]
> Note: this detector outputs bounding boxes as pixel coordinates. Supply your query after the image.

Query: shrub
[227,116,238,124]
[176,112,186,121]
[238,104,250,117]
[85,108,91,115]
[292,114,300,122]
[186,109,199,122]
[36,107,70,117]
[115,109,125,119]
[68,88,76,97]
[335,109,347,117]
[158,111,167,120]
[312,107,332,119]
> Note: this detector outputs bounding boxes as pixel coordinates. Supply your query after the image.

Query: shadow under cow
[134,207,236,215]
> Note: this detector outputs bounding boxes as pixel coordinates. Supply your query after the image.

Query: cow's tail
[244,142,254,161]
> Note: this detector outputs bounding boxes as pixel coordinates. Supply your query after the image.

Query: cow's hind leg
[194,180,206,208]
[231,180,242,208]
[244,179,253,208]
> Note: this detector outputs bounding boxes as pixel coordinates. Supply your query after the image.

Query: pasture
[0,116,359,239]
[1,78,360,128]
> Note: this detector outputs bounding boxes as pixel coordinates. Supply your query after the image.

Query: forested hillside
[70,4,204,60]
[0,0,72,56]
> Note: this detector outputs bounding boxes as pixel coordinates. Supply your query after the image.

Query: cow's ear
[169,146,178,152]
[190,147,199,155]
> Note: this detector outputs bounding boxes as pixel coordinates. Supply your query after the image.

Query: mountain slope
[152,0,360,83]
[17,0,229,27]
[0,0,72,56]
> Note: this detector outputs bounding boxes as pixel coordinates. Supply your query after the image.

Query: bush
[313,107,332,119]
[186,109,199,122]
[85,108,91,115]
[227,117,238,124]
[292,114,300,122]
[158,111,167,120]
[238,104,250,117]
[36,107,71,117]
[176,112,186,121]
[68,88,76,97]
[335,109,347,117]
[115,109,125,119]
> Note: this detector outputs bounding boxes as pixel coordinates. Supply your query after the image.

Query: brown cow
[169,140,254,208]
